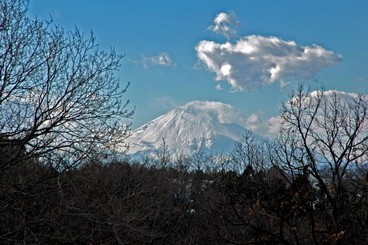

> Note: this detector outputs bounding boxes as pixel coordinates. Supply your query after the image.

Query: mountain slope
[126,101,250,157]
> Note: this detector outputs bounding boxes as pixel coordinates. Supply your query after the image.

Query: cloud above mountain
[248,90,367,137]
[245,112,282,137]
[155,96,178,109]
[196,12,342,91]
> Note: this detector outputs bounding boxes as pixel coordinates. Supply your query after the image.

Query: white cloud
[248,90,368,138]
[155,96,178,109]
[143,52,175,69]
[181,100,248,126]
[215,84,223,91]
[311,89,360,101]
[244,112,281,137]
[195,35,341,91]
[284,90,368,162]
[265,116,283,136]
[245,113,262,131]
[287,89,362,112]
[209,11,239,39]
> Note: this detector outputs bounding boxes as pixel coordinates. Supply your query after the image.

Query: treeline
[1,148,368,244]
[2,84,368,244]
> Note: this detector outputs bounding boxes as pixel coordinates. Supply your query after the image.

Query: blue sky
[29,0,368,132]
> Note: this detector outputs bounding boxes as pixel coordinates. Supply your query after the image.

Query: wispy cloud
[155,96,178,109]
[244,112,281,137]
[215,84,223,91]
[143,52,175,69]
[209,11,239,39]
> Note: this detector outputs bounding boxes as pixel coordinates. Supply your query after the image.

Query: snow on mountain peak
[126,101,249,157]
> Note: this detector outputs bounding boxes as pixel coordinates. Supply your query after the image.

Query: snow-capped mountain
[126,101,251,157]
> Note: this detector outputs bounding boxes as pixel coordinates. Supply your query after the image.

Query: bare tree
[231,131,270,173]
[0,0,132,169]
[276,84,368,238]
[209,85,368,244]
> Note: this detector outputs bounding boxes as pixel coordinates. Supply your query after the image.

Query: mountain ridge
[126,101,250,157]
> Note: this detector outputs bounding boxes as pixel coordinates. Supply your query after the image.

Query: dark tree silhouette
[275,84,368,242]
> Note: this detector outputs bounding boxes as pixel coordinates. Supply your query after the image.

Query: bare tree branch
[0,0,133,169]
